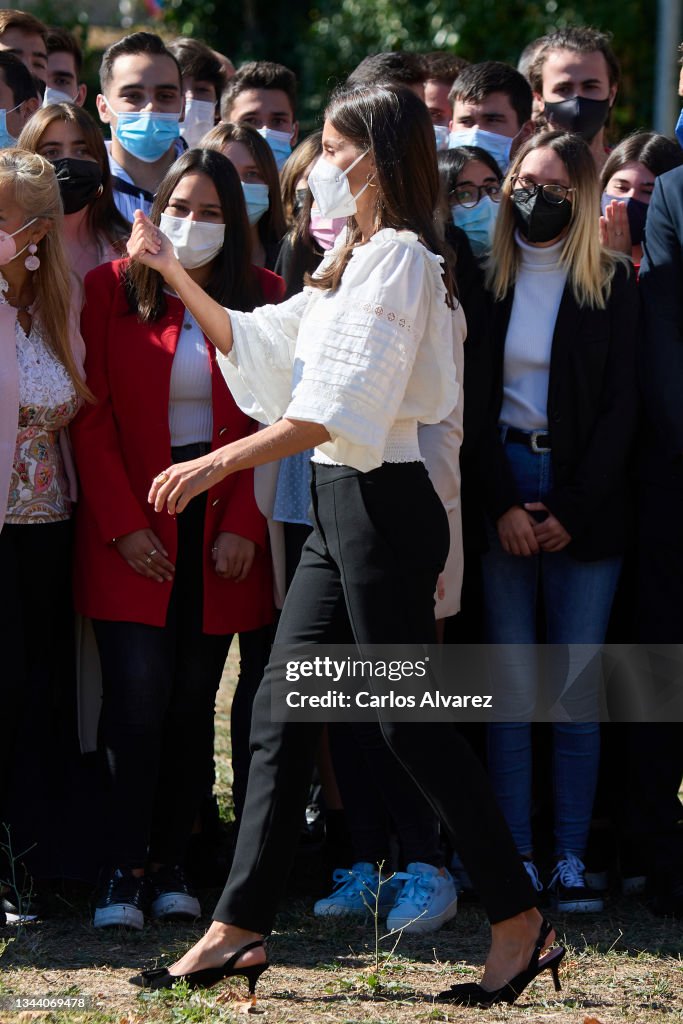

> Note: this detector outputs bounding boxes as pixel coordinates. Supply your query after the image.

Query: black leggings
[213,462,536,931]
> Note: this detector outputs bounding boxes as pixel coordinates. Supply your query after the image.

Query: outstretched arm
[127,209,234,355]
[149,417,330,515]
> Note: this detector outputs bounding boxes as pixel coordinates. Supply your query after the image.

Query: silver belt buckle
[530,431,551,454]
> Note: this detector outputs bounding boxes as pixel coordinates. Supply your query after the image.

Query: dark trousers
[329,720,442,867]
[213,462,536,932]
[0,520,75,876]
[93,487,232,869]
[632,479,683,882]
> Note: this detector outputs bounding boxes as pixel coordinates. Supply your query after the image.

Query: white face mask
[159,213,225,269]
[307,149,372,220]
[180,97,216,149]
[448,126,514,174]
[43,86,78,107]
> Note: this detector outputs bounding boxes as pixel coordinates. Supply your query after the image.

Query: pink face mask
[0,218,37,266]
[309,212,347,252]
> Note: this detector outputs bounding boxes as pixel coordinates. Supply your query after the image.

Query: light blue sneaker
[314,862,399,917]
[386,862,458,934]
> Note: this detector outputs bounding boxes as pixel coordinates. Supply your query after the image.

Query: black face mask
[543,96,610,142]
[51,157,103,214]
[601,192,649,246]
[511,188,573,244]
[294,187,308,215]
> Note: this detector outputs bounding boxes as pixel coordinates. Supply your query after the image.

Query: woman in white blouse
[129,86,560,1008]
[0,149,90,921]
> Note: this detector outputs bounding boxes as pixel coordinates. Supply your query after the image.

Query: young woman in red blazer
[71,148,284,930]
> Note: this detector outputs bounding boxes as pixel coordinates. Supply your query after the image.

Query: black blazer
[640,165,683,482]
[474,260,640,561]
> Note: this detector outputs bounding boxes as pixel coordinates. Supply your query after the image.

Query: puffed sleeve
[284,235,434,471]
[215,290,310,424]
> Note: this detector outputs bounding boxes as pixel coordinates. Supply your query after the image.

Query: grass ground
[1,650,681,1024]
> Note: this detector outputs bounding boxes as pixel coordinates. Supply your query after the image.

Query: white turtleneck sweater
[499,231,569,431]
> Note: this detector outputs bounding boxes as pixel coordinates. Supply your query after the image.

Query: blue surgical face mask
[104,96,181,163]
[452,194,499,258]
[434,124,450,152]
[676,109,683,149]
[448,126,512,174]
[257,126,292,171]
[0,104,20,150]
[242,181,270,225]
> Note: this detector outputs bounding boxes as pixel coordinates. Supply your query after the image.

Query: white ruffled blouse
[218,228,464,472]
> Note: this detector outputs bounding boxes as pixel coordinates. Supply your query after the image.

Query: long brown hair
[280,130,322,230]
[308,84,456,305]
[488,130,626,309]
[18,103,130,248]
[0,149,90,399]
[125,148,262,322]
[202,121,286,249]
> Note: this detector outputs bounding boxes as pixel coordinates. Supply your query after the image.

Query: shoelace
[329,867,378,898]
[523,860,544,893]
[108,870,144,906]
[391,869,435,908]
[549,852,586,890]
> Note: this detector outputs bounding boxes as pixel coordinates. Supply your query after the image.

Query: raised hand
[127,208,180,279]
[599,199,632,255]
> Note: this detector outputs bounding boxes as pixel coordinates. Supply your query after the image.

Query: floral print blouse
[6,314,79,524]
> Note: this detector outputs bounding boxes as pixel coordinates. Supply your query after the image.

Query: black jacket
[639,165,683,483]
[474,260,640,561]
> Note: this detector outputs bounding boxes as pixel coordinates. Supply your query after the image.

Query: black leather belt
[503,427,552,452]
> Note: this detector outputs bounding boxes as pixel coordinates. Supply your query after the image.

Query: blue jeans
[482,436,622,857]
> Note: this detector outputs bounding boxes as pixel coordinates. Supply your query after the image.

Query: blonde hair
[486,130,627,309]
[0,148,90,398]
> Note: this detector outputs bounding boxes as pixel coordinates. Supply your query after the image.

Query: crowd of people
[1,5,682,1006]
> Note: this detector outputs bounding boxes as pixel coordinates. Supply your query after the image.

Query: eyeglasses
[450,183,502,209]
[510,176,575,205]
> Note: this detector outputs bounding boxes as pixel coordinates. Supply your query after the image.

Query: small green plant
[0,823,37,935]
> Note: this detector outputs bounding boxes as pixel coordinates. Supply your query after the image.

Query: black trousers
[213,462,536,931]
[93,486,233,869]
[0,520,75,877]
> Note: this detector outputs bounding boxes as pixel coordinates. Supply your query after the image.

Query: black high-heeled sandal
[436,918,564,1007]
[130,939,269,994]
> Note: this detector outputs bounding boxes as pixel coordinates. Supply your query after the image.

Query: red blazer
[72,258,285,634]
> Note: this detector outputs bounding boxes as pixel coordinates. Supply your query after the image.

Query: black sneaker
[149,865,201,921]
[94,868,146,930]
[1,887,43,923]
[549,853,604,913]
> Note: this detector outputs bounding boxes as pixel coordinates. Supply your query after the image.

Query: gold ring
[155,471,169,484]
[145,556,152,565]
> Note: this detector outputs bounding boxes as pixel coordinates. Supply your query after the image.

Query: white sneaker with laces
[314,862,399,917]
[386,862,458,934]
[549,852,604,913]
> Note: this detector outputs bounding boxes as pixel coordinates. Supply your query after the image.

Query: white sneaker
[386,862,458,934]
[314,862,399,917]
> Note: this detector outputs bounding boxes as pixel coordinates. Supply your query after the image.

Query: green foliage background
[160,0,657,134]
[30,0,660,136]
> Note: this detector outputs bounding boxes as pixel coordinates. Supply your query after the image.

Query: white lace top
[6,314,78,523]
[218,229,464,472]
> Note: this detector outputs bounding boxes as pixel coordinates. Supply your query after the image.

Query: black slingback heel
[130,939,268,994]
[437,918,565,1007]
